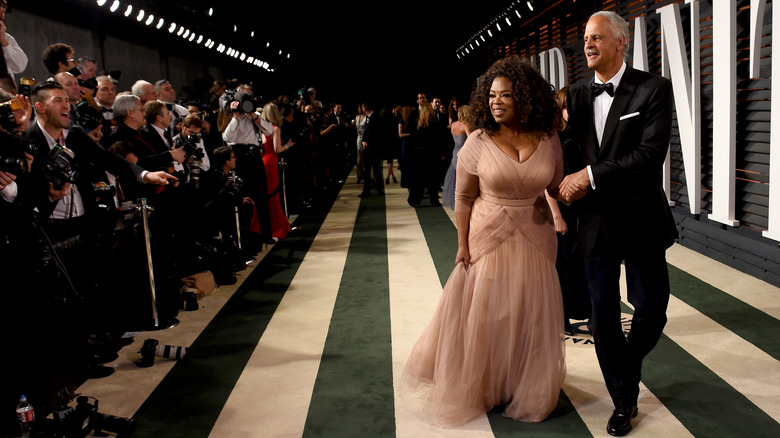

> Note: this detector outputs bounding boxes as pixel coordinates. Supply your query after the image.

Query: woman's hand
[455,245,471,270]
[553,215,567,235]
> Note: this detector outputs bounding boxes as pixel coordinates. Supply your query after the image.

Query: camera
[74,99,103,132]
[19,77,35,97]
[50,393,136,438]
[0,130,39,175]
[0,97,21,131]
[43,144,78,190]
[67,64,98,92]
[219,89,257,113]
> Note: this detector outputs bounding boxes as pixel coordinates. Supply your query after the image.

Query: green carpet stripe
[668,264,780,361]
[415,206,592,437]
[303,195,396,437]
[622,298,780,437]
[131,199,337,437]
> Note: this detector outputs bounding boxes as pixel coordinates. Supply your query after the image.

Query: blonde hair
[261,102,282,127]
[418,102,434,130]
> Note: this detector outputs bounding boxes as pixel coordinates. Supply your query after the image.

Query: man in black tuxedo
[358,101,384,197]
[560,11,677,437]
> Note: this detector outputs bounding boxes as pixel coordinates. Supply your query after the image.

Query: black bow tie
[591,82,614,97]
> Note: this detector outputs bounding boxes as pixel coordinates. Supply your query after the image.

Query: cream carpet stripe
[446,207,691,437]
[666,244,780,319]
[661,294,780,422]
[77,251,272,420]
[386,183,494,437]
[209,171,362,438]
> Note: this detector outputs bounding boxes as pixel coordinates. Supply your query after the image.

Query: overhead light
[208,8,213,16]
[278,50,282,55]
[527,1,533,11]
[183,29,190,38]
[240,53,246,61]
[156,18,164,29]
[109,1,120,13]
[177,26,185,36]
[123,5,132,17]
[136,9,144,21]
[168,23,176,33]
[475,40,480,46]
[247,57,254,63]
[480,35,485,42]
[287,54,290,59]
[488,29,493,37]
[506,17,511,26]
[197,35,203,44]
[233,25,237,32]
[251,31,255,37]
[266,42,270,48]
[496,23,502,31]
[466,48,471,54]
[189,33,196,42]
[145,14,154,25]
[515,10,522,18]
[97,0,107,6]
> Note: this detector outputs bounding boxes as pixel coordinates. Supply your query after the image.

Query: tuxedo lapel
[581,81,600,165]
[599,67,637,155]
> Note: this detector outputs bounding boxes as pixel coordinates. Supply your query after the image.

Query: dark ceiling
[16,0,517,106]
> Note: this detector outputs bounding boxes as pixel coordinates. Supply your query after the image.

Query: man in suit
[358,101,384,197]
[560,11,677,436]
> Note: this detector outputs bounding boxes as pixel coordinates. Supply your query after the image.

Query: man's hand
[14,95,32,133]
[170,146,186,164]
[87,129,102,143]
[559,168,590,202]
[49,182,70,202]
[0,171,16,190]
[143,171,178,185]
[362,141,367,150]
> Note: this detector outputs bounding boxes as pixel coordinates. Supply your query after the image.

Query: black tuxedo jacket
[565,65,678,257]
[25,123,146,219]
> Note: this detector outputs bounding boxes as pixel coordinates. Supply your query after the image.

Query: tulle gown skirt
[401,228,566,427]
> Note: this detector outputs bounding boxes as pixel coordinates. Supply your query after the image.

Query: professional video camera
[0,130,39,175]
[219,89,257,114]
[74,94,103,133]
[49,392,136,438]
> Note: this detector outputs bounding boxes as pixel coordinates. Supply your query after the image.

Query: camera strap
[251,118,264,155]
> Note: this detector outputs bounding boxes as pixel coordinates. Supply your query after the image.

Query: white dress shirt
[587,61,627,189]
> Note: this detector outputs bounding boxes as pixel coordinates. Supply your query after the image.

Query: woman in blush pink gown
[261,102,295,240]
[402,55,566,427]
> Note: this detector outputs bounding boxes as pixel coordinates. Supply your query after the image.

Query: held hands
[143,171,178,185]
[455,245,471,271]
[0,171,15,190]
[559,168,590,202]
[49,182,70,202]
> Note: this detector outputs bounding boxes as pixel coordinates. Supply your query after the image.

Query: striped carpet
[78,168,780,438]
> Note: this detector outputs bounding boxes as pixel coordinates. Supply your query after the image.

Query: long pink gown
[402,130,566,426]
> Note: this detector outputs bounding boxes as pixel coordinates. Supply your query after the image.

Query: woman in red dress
[261,102,296,240]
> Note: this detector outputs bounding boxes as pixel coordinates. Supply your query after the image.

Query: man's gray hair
[113,94,140,121]
[591,11,630,61]
[96,75,115,84]
[131,80,152,97]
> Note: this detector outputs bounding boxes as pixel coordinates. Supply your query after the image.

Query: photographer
[140,100,186,173]
[221,88,273,243]
[172,114,210,182]
[23,81,176,377]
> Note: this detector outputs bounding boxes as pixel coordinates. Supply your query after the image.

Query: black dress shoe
[564,319,574,336]
[607,405,638,436]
